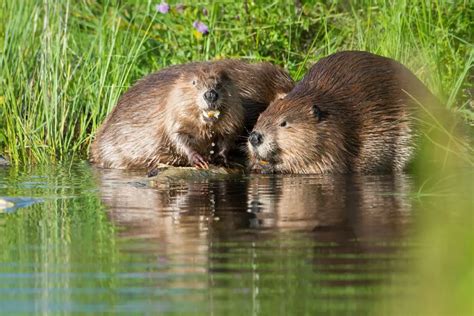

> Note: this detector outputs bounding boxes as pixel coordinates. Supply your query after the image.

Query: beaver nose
[249,131,263,147]
[204,89,218,103]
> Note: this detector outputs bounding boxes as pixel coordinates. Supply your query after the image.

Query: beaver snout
[204,89,219,105]
[249,131,263,147]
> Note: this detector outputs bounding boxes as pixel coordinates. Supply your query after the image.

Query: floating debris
[0,199,14,210]
[0,197,43,213]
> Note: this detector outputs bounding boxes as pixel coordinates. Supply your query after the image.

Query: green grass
[0,0,472,164]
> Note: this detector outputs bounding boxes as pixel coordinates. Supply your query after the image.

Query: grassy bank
[0,0,472,164]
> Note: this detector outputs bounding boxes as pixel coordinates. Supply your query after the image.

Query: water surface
[0,163,471,315]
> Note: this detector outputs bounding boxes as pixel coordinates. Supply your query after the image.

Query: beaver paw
[190,152,209,169]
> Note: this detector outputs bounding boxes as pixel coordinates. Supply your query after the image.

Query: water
[0,163,471,315]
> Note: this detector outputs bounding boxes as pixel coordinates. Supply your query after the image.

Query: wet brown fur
[90,60,294,170]
[249,51,440,174]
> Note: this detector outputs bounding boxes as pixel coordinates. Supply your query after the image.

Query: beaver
[90,60,294,170]
[248,51,441,174]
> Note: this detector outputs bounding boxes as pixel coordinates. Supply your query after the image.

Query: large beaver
[248,51,440,174]
[90,60,294,170]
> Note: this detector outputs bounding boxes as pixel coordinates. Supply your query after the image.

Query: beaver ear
[312,104,324,121]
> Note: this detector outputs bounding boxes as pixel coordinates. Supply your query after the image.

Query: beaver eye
[280,121,287,127]
[312,104,323,121]
[192,80,196,85]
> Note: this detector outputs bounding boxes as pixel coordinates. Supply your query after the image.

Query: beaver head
[247,91,357,174]
[187,65,238,124]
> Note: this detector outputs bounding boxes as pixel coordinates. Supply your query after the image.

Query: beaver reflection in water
[248,51,440,174]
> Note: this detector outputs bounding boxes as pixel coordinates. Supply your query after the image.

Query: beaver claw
[190,152,209,169]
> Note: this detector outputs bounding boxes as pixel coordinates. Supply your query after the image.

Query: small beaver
[90,60,294,170]
[248,51,440,174]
